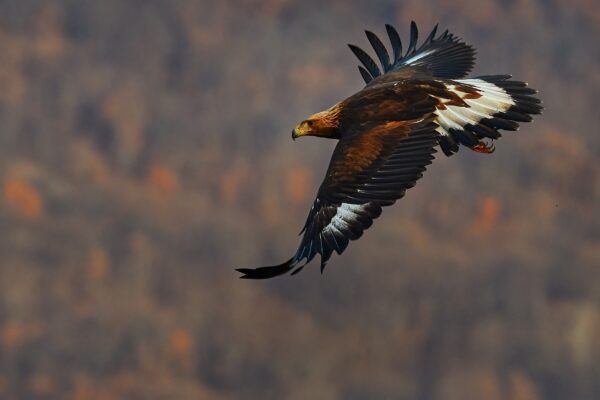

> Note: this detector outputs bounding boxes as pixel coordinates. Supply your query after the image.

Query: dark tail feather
[236,257,297,279]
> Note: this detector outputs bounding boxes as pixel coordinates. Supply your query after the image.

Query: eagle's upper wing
[348,21,476,84]
[237,88,438,279]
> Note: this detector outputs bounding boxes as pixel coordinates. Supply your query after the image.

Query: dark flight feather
[407,21,419,55]
[348,44,381,78]
[358,66,373,84]
[385,24,403,62]
[423,24,438,47]
[365,30,391,71]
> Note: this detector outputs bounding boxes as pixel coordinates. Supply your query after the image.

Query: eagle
[237,22,542,279]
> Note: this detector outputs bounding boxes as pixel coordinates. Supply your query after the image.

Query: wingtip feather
[408,21,418,54]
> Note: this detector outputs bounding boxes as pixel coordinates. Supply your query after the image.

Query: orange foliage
[30,374,55,397]
[70,382,93,400]
[470,196,500,236]
[148,165,180,195]
[88,248,110,281]
[169,329,194,371]
[0,322,44,350]
[169,329,193,356]
[286,167,312,205]
[478,369,502,400]
[1,323,26,348]
[509,371,540,400]
[3,179,43,219]
[220,166,246,202]
[33,4,66,60]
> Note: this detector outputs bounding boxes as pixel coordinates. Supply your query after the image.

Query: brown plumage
[237,22,542,279]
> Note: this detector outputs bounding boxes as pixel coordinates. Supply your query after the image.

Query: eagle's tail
[236,257,297,279]
[435,75,543,156]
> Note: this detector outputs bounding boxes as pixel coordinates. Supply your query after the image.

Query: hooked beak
[292,128,299,141]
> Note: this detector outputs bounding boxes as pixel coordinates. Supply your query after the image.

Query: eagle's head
[292,109,341,140]
[291,118,317,140]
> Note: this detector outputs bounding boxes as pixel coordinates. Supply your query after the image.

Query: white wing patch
[321,202,370,252]
[433,78,515,137]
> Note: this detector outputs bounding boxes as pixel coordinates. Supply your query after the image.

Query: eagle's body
[237,22,542,279]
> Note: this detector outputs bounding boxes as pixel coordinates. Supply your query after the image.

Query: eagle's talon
[471,140,496,154]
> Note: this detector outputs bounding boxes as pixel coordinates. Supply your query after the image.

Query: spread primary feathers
[237,22,542,279]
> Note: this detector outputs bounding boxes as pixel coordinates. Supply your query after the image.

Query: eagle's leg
[470,140,495,154]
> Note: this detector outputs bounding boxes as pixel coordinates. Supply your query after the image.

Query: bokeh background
[0,0,598,399]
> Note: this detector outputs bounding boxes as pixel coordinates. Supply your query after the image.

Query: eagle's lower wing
[236,116,438,279]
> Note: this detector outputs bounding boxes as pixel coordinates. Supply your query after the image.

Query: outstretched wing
[293,117,438,274]
[348,21,476,84]
[237,91,439,279]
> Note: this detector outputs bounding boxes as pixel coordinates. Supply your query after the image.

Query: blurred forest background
[0,0,598,399]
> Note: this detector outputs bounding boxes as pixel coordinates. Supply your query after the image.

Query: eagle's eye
[305,120,314,128]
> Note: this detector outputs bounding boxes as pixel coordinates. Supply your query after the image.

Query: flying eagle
[237,22,542,279]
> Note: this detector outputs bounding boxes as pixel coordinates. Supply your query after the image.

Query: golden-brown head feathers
[292,108,341,140]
